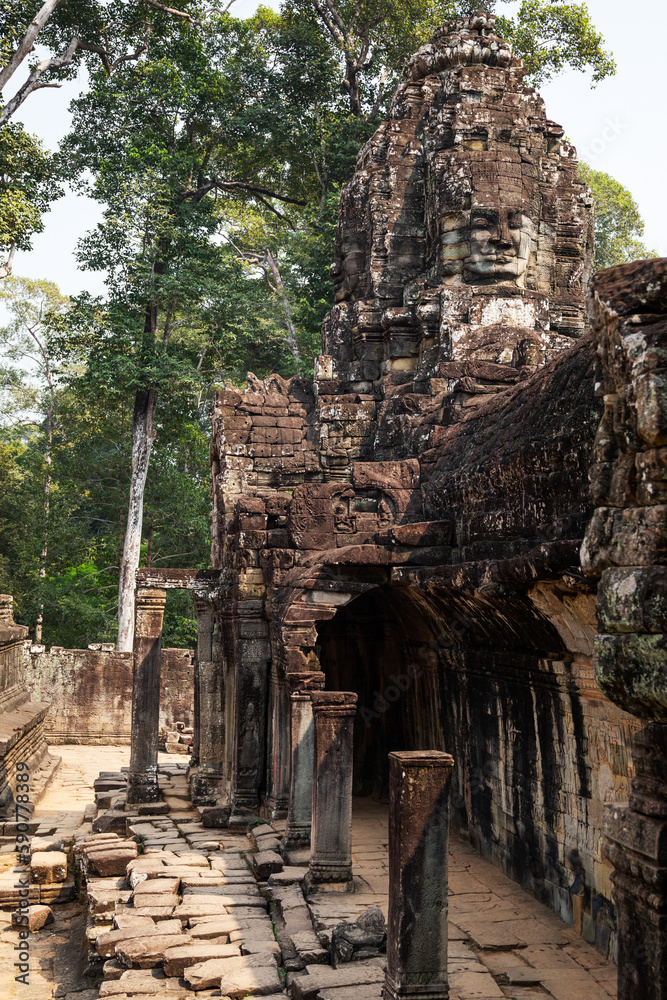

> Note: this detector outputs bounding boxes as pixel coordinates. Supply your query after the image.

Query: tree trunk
[116,386,158,651]
[34,404,53,644]
[264,250,302,364]
[343,58,362,117]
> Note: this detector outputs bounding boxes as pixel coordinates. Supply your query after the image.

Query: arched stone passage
[315,579,635,948]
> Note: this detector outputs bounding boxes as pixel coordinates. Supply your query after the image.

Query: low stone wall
[26,645,194,744]
[0,596,52,818]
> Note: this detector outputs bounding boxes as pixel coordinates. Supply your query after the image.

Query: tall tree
[286,0,615,118]
[61,10,309,650]
[0,276,71,639]
[0,123,61,276]
[0,0,218,126]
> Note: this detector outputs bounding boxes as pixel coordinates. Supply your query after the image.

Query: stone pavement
[0,747,618,1000]
[344,798,617,1000]
[0,745,183,1000]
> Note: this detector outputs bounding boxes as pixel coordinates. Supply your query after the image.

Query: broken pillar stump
[384,750,454,1000]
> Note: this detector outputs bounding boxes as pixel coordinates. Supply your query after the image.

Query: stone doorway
[316,584,446,800]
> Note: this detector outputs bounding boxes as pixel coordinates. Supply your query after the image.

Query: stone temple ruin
[1,11,666,1000]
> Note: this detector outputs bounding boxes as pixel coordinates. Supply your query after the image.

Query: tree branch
[0,0,63,93]
[0,36,78,127]
[144,0,203,26]
[0,242,16,280]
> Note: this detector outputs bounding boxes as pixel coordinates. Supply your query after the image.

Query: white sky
[11,0,667,297]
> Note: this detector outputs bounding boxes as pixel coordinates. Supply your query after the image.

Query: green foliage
[287,0,615,118]
[0,125,61,254]
[496,1,616,88]
[579,163,657,271]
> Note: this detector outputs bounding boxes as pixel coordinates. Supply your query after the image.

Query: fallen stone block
[133,876,181,898]
[163,942,242,976]
[200,805,231,828]
[102,958,125,980]
[98,968,189,996]
[113,914,158,933]
[87,848,138,878]
[184,951,279,992]
[30,850,68,884]
[96,920,158,958]
[331,908,386,966]
[250,851,284,880]
[132,892,181,909]
[115,932,192,968]
[162,852,209,867]
[317,987,384,1000]
[268,867,308,887]
[137,802,170,816]
[30,836,65,857]
[219,963,283,997]
[132,905,178,921]
[11,904,54,932]
[251,825,275,846]
[209,855,249,871]
[93,810,129,835]
[176,899,231,922]
[188,916,244,938]
[291,960,386,1000]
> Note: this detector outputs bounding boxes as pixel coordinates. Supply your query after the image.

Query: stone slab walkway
[344,798,617,1000]
[0,745,184,1000]
[0,748,618,1000]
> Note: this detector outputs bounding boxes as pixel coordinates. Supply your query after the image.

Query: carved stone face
[465,208,535,282]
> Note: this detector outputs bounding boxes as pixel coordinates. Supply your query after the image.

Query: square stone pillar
[190,654,200,767]
[307,691,357,890]
[384,750,454,1000]
[127,587,167,804]
[266,666,290,823]
[191,593,226,805]
[284,690,315,858]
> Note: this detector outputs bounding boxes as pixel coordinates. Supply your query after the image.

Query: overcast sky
[11,0,667,297]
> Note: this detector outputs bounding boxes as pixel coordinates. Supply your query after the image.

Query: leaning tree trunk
[116,386,158,651]
[34,403,53,644]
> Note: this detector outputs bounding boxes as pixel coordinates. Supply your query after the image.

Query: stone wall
[26,645,194,744]
[0,596,52,818]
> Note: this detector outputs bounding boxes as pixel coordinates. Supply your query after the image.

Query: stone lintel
[135,568,222,590]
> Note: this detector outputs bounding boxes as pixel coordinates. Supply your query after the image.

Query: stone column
[127,587,167,804]
[190,655,200,768]
[266,666,290,823]
[384,751,454,1000]
[307,691,357,890]
[284,690,315,859]
[604,724,667,1000]
[228,600,270,829]
[191,593,225,804]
